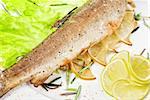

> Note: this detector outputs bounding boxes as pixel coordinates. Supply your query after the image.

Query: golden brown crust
[0,0,126,97]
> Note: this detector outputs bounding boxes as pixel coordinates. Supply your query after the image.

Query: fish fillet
[0,0,126,97]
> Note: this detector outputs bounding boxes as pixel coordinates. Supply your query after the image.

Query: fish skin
[0,0,126,97]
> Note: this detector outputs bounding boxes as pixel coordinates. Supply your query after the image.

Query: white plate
[2,0,150,100]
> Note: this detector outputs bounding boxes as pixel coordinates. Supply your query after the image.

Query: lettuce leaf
[0,0,87,69]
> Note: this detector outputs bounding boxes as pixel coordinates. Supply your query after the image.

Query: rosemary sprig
[41,77,61,91]
[60,87,77,96]
[67,88,77,92]
[140,48,146,55]
[143,18,150,29]
[66,69,71,88]
[147,53,149,60]
[48,77,61,84]
[60,92,77,96]
[45,83,62,86]
[50,3,68,6]
[71,76,76,84]
[131,26,140,33]
[41,85,48,91]
[74,85,82,100]
[43,83,62,89]
[79,61,94,74]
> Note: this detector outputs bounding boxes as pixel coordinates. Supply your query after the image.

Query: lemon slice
[71,52,96,80]
[101,59,129,95]
[112,79,150,100]
[130,55,150,84]
[110,51,130,63]
[110,51,150,84]
[70,62,96,80]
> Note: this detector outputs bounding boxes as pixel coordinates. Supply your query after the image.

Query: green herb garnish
[71,76,76,84]
[134,13,142,21]
[48,77,61,84]
[143,18,150,29]
[147,53,149,60]
[79,61,94,74]
[140,49,146,55]
[50,3,68,6]
[60,92,77,96]
[41,76,62,91]
[131,26,140,33]
[67,88,77,92]
[74,85,82,100]
[66,69,71,88]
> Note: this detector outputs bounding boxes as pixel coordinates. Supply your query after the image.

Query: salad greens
[0,0,87,69]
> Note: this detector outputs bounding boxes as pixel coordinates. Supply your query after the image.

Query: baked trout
[0,0,126,97]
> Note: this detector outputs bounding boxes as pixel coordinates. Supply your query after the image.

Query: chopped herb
[41,77,61,91]
[140,49,146,55]
[66,69,71,88]
[41,85,48,91]
[68,7,78,15]
[60,92,77,96]
[74,85,82,100]
[134,13,142,21]
[50,3,68,6]
[43,83,62,89]
[143,18,150,29]
[48,77,61,84]
[71,77,76,84]
[54,69,60,74]
[45,83,62,86]
[147,53,149,60]
[131,26,140,33]
[79,61,94,74]
[67,88,77,92]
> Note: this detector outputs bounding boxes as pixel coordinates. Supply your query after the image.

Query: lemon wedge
[101,59,129,95]
[112,79,150,100]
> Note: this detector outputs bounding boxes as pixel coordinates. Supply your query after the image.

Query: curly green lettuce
[0,0,87,69]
